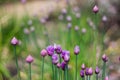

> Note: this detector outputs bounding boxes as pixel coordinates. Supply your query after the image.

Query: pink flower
[93,5,99,13]
[26,55,34,63]
[11,37,19,45]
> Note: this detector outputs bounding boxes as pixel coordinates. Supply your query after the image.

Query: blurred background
[0,0,120,80]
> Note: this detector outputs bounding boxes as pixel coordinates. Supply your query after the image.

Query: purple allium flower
[21,0,26,4]
[67,23,72,29]
[58,15,64,20]
[104,76,109,80]
[74,45,80,55]
[102,15,108,22]
[61,50,70,59]
[88,67,93,76]
[82,28,87,34]
[57,63,61,68]
[54,44,62,54]
[30,26,35,32]
[11,37,19,46]
[26,55,34,63]
[81,63,85,70]
[76,13,81,19]
[93,5,99,14]
[85,68,89,76]
[52,54,59,65]
[64,53,70,62]
[73,6,80,12]
[40,18,46,24]
[40,49,47,57]
[102,54,108,62]
[95,66,100,74]
[61,8,67,15]
[80,70,85,77]
[24,28,30,35]
[74,26,79,31]
[61,61,66,70]
[66,16,72,22]
[46,45,54,56]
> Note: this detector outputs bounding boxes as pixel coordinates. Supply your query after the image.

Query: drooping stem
[29,63,31,80]
[14,46,21,80]
[102,62,106,80]
[75,55,78,80]
[41,57,44,80]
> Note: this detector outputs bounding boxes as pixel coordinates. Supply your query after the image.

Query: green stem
[64,70,66,80]
[41,57,44,80]
[29,63,31,80]
[14,46,21,80]
[75,55,78,80]
[102,62,106,80]
[59,55,62,80]
[96,74,98,80]
[82,77,85,80]
[51,57,54,80]
[86,76,88,80]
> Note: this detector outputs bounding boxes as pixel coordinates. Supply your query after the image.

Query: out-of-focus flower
[93,5,99,14]
[102,54,108,62]
[102,15,108,22]
[26,55,34,63]
[82,28,87,33]
[40,49,47,57]
[104,76,109,80]
[67,23,72,29]
[11,37,19,46]
[74,26,79,31]
[66,16,72,22]
[74,45,80,55]
[46,45,54,56]
[61,61,66,70]
[24,28,30,35]
[21,0,26,4]
[64,53,70,62]
[57,63,61,68]
[40,18,47,24]
[61,8,67,15]
[76,13,81,19]
[88,67,93,75]
[81,63,85,70]
[80,70,85,77]
[95,66,100,74]
[61,50,70,59]
[73,6,80,12]
[52,54,59,65]
[85,68,89,76]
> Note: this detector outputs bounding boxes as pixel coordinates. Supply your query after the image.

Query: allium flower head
[52,54,59,65]
[73,6,80,12]
[40,18,46,24]
[46,45,54,56]
[104,76,109,80]
[21,0,26,4]
[81,63,85,70]
[95,66,100,74]
[58,15,64,20]
[57,63,61,68]
[30,26,35,32]
[24,28,30,35]
[93,5,99,14]
[61,8,67,15]
[64,53,70,62]
[54,44,62,54]
[76,13,81,19]
[74,45,80,55]
[102,15,108,22]
[66,16,72,22]
[85,68,89,76]
[61,61,66,70]
[82,28,87,33]
[102,54,108,62]
[80,70,85,77]
[40,49,47,57]
[88,67,93,75]
[26,55,34,63]
[61,50,70,59]
[75,26,79,31]
[67,23,72,29]
[11,37,19,46]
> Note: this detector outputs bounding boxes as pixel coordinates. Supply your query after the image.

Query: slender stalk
[86,76,88,80]
[75,55,78,80]
[96,74,98,80]
[41,57,44,80]
[102,62,106,80]
[51,57,54,80]
[59,55,62,80]
[29,63,31,80]
[82,77,85,80]
[64,70,66,80]
[14,46,21,80]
